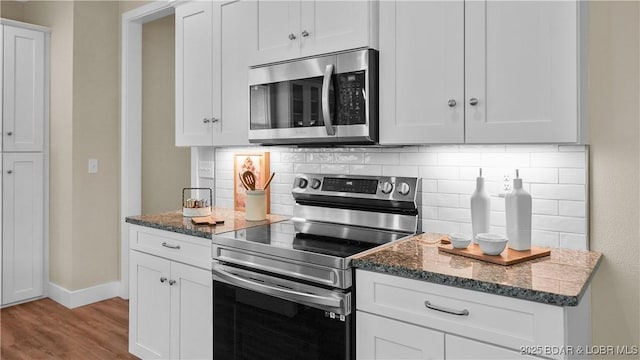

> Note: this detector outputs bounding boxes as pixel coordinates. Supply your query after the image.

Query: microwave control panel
[336,71,366,125]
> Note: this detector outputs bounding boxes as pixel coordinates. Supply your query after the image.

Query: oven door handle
[212,264,343,309]
[322,64,336,136]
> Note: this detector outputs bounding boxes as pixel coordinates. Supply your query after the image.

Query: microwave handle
[322,64,336,136]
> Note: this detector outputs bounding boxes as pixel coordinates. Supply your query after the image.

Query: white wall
[202,144,589,250]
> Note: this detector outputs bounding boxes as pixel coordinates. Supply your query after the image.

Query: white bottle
[505,169,532,251]
[470,168,490,244]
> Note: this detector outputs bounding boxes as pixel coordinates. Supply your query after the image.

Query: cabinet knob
[448,99,457,107]
[469,98,479,106]
[168,279,176,286]
[160,277,167,283]
[7,170,12,174]
[203,118,211,124]
[7,131,12,136]
[301,30,309,37]
[288,33,297,40]
[211,117,220,123]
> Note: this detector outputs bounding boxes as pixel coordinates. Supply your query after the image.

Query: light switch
[198,161,214,179]
[88,159,98,174]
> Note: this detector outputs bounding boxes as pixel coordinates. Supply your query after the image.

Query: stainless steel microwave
[248,49,378,145]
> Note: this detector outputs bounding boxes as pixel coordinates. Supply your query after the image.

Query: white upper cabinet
[175,0,253,147]
[2,25,45,152]
[465,0,581,143]
[211,0,256,147]
[379,0,464,144]
[253,0,377,66]
[380,0,585,145]
[175,1,214,146]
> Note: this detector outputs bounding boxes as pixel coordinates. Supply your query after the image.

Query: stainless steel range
[211,173,421,360]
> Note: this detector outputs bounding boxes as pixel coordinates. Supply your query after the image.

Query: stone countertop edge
[125,209,289,239]
[352,257,602,307]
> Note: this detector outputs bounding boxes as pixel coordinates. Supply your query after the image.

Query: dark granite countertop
[352,233,602,307]
[125,208,289,239]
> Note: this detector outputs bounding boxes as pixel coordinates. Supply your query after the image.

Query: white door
[378,0,464,145]
[212,0,255,146]
[2,25,45,152]
[2,153,44,305]
[299,0,371,58]
[253,0,300,65]
[446,334,541,360]
[357,311,445,360]
[465,0,578,143]
[170,262,212,360]
[175,1,214,146]
[129,250,171,359]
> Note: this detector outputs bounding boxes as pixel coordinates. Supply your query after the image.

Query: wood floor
[1,297,137,359]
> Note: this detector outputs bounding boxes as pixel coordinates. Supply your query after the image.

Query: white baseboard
[48,281,121,309]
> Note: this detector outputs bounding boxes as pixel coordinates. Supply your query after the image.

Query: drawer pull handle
[424,300,469,316]
[162,242,181,250]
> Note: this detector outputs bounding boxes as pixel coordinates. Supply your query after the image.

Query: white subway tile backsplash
[349,164,382,176]
[532,215,586,234]
[364,153,399,165]
[530,184,586,201]
[399,152,438,166]
[531,151,586,168]
[439,207,471,222]
[381,165,419,177]
[438,180,476,194]
[334,153,364,164]
[419,166,460,180]
[532,199,559,215]
[559,168,586,184]
[559,200,586,217]
[210,144,588,250]
[321,164,350,174]
[421,179,438,193]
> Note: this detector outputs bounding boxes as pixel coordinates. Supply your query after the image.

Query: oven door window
[214,280,350,360]
[249,77,334,130]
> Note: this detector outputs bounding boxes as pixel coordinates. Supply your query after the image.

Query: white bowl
[476,233,508,256]
[449,233,471,249]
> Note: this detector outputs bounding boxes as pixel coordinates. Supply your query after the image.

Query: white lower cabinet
[356,270,588,360]
[2,152,44,305]
[128,225,212,359]
[358,311,444,360]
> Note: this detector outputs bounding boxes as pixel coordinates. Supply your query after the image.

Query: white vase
[470,169,490,243]
[505,171,532,251]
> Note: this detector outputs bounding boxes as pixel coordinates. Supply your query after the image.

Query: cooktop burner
[214,220,407,262]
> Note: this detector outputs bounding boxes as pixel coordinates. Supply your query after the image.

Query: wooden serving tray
[438,243,551,266]
[191,215,225,226]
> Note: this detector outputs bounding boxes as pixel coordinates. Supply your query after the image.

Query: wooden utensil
[262,172,275,190]
[238,172,250,190]
[241,171,256,190]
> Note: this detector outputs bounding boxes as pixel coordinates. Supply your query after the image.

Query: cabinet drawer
[356,270,565,352]
[129,225,211,270]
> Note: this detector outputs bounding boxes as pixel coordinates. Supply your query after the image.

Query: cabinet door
[299,1,372,57]
[378,0,464,145]
[2,153,44,305]
[170,262,213,360]
[212,0,255,146]
[129,250,172,359]
[253,0,300,65]
[446,334,540,360]
[465,1,578,143]
[3,25,45,152]
[175,1,214,146]
[357,311,445,360]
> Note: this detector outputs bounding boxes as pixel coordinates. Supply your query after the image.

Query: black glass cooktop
[214,220,406,260]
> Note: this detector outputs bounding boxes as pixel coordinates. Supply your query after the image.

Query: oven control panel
[293,173,419,201]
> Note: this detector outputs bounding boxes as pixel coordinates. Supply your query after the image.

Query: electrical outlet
[198,161,214,179]
[502,173,512,192]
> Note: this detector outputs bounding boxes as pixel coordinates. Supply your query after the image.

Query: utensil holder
[182,188,212,217]
[245,190,266,221]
